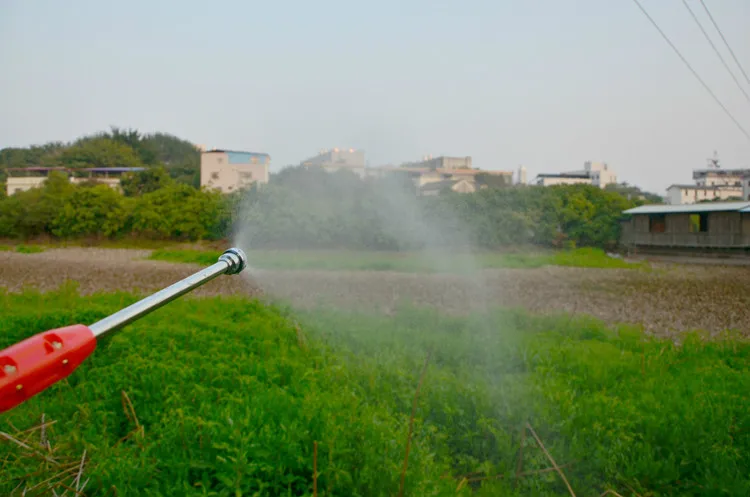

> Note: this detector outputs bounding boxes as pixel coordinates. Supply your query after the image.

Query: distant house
[418,178,477,196]
[5,167,145,196]
[620,201,750,253]
[5,168,68,196]
[666,184,743,205]
[534,173,592,187]
[201,149,270,194]
[535,161,617,188]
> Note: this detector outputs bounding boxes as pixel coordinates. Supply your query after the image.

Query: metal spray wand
[0,248,247,414]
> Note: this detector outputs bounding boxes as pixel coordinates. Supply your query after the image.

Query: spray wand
[0,248,248,414]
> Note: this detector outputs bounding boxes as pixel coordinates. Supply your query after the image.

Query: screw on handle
[0,325,96,414]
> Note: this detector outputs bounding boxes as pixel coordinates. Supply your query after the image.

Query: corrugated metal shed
[623,202,750,215]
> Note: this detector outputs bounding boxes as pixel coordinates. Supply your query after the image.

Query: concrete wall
[6,177,48,196]
[695,172,744,187]
[301,150,365,168]
[584,161,617,188]
[411,156,472,171]
[201,152,270,194]
[666,186,743,204]
[536,176,591,187]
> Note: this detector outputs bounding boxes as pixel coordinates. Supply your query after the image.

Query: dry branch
[526,423,577,497]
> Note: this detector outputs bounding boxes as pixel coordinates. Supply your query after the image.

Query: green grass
[149,247,643,273]
[1,286,746,496]
[0,244,46,253]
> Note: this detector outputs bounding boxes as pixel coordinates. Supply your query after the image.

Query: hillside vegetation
[1,128,644,250]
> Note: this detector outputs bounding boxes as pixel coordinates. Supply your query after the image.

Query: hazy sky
[1,0,749,193]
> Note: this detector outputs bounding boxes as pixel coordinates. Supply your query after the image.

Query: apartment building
[201,149,270,194]
[534,161,617,188]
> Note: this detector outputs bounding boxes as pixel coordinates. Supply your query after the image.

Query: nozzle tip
[219,247,247,275]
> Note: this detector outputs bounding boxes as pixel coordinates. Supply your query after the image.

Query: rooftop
[536,173,590,179]
[667,183,743,190]
[204,149,270,157]
[623,201,750,215]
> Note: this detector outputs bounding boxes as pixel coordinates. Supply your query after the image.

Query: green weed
[0,288,743,496]
[14,245,45,254]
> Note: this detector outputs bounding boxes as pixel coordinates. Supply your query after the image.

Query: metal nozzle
[219,247,247,275]
[88,247,248,338]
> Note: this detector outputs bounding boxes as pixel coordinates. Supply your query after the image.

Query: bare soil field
[1,248,748,335]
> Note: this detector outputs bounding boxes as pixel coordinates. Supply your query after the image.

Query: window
[211,172,219,180]
[689,213,709,233]
[649,214,666,233]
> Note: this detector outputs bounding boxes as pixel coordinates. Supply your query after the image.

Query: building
[534,173,592,187]
[300,148,366,177]
[418,178,477,196]
[517,165,527,185]
[744,173,750,201]
[534,161,617,188]
[298,151,512,195]
[620,201,750,253]
[666,184,743,205]
[201,149,270,194]
[5,167,145,196]
[403,155,472,171]
[666,153,750,205]
[6,168,67,195]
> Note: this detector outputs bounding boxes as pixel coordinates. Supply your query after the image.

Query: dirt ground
[1,248,749,335]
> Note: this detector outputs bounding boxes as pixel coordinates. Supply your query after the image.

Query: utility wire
[629,0,750,143]
[681,0,750,103]
[699,0,750,87]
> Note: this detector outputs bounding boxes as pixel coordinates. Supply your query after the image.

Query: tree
[120,167,173,196]
[55,137,143,169]
[51,185,129,238]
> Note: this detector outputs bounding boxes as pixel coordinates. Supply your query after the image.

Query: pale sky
[1,0,749,194]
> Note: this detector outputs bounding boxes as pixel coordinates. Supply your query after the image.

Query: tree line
[0,166,641,249]
[0,129,651,248]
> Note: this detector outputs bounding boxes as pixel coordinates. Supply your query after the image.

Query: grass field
[149,247,643,272]
[2,286,748,496]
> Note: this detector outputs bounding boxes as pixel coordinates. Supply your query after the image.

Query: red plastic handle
[0,325,96,414]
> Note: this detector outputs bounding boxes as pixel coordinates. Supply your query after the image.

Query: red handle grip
[0,325,96,414]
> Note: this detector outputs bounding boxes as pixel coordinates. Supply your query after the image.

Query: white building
[517,165,527,185]
[743,173,750,201]
[534,173,592,187]
[666,184,743,205]
[5,167,145,196]
[300,148,366,177]
[201,149,270,194]
[534,161,617,188]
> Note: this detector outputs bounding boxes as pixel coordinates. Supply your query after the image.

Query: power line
[699,0,750,87]
[681,0,750,103]
[629,0,750,143]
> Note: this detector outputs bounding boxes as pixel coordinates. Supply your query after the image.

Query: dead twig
[313,441,318,497]
[73,450,87,490]
[0,431,59,466]
[515,423,527,483]
[398,350,432,497]
[526,423,576,497]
